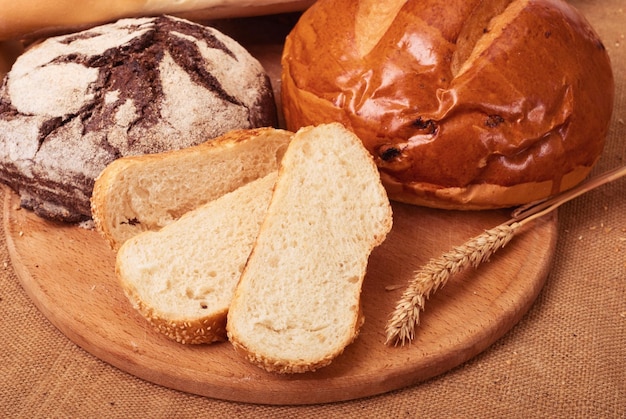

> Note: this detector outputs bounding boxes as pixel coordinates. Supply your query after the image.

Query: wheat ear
[385,165,626,346]
[384,221,520,346]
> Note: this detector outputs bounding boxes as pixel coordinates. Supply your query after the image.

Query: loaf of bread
[226,123,393,373]
[116,172,277,344]
[281,0,615,209]
[0,15,278,222]
[92,127,292,250]
[0,0,315,41]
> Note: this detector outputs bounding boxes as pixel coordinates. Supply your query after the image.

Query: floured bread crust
[0,15,277,222]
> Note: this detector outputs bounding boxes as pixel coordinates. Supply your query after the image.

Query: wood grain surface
[4,186,557,404]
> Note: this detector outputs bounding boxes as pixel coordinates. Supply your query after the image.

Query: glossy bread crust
[281,0,615,209]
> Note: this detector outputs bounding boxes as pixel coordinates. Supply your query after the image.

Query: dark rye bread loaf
[0,15,277,222]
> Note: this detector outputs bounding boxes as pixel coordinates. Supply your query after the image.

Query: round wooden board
[3,186,557,405]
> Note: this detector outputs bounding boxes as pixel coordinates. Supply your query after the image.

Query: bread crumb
[78,219,95,230]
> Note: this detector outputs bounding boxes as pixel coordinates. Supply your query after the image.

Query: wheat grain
[385,222,520,346]
[384,164,626,347]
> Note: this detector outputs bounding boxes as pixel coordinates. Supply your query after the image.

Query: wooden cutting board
[1,12,557,404]
[4,186,557,404]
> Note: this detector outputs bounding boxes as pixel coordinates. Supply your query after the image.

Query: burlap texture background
[1,1,624,417]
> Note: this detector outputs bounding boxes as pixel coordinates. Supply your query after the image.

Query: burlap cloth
[1,1,624,417]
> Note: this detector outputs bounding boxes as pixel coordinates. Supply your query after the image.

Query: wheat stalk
[384,221,521,345]
[385,165,626,346]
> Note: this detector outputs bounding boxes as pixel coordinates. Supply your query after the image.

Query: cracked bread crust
[0,15,277,222]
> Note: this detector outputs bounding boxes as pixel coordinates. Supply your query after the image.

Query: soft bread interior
[227,123,392,373]
[116,172,277,344]
[92,128,291,250]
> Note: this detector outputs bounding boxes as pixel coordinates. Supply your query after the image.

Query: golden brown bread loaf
[0,0,315,41]
[281,0,615,209]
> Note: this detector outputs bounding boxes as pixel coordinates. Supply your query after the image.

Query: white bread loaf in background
[92,127,292,250]
[116,172,277,344]
[0,0,314,41]
[226,123,393,374]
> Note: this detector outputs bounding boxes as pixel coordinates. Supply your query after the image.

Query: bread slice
[226,122,393,373]
[116,172,277,344]
[91,127,292,250]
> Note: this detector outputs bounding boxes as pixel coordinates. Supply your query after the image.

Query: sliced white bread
[226,122,393,373]
[91,127,292,250]
[116,172,277,344]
